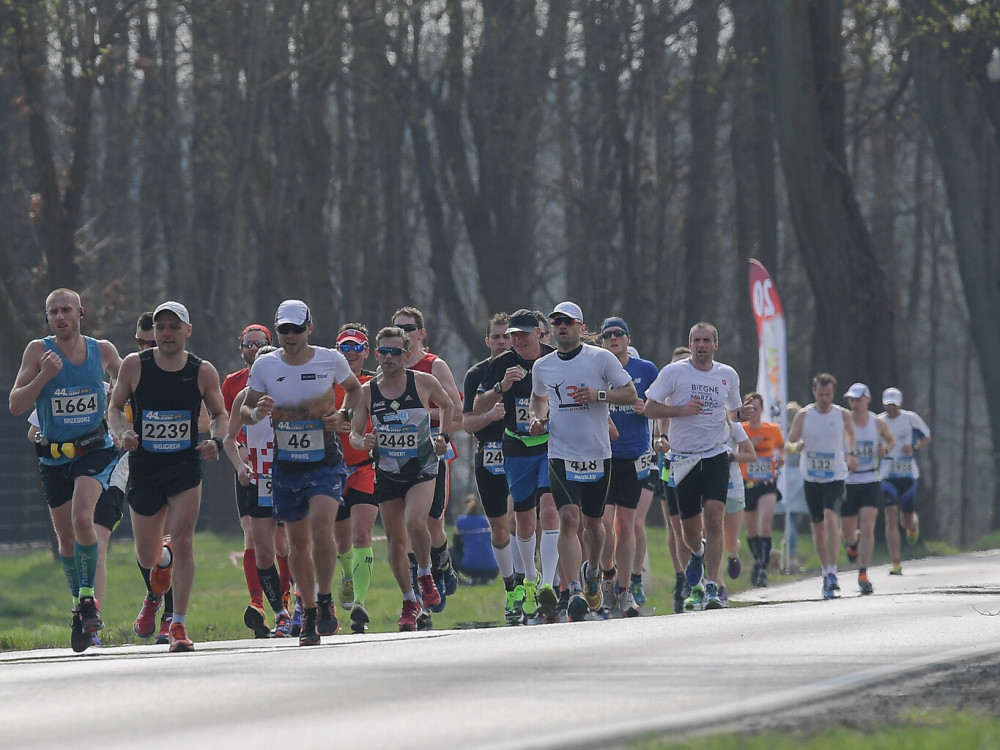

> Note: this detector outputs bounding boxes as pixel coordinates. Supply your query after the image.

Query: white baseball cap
[275,299,311,327]
[882,387,903,406]
[152,301,190,325]
[549,301,584,323]
[844,382,870,399]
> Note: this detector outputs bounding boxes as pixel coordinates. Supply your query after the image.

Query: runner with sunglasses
[349,327,453,631]
[241,300,362,645]
[331,324,379,634]
[392,307,465,615]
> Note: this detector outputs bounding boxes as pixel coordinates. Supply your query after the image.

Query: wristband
[439,432,451,443]
[249,406,260,423]
[211,436,224,453]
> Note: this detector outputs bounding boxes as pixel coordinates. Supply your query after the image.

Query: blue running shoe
[567,590,589,622]
[443,563,459,596]
[685,549,705,587]
[672,576,686,614]
[430,576,447,613]
[827,572,840,591]
[630,574,646,606]
[291,595,303,637]
[704,581,723,610]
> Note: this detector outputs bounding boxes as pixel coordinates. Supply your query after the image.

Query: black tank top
[131,349,204,471]
[369,370,436,478]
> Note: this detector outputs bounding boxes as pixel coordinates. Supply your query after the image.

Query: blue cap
[601,317,629,336]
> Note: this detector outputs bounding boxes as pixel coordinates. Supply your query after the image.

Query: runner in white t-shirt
[528,301,636,622]
[643,322,745,610]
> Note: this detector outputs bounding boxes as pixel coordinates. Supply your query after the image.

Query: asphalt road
[2,550,998,750]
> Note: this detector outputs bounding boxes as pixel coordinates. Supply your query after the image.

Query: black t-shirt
[478,345,554,458]
[463,357,505,448]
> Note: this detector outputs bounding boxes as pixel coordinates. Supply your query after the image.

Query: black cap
[505,309,540,334]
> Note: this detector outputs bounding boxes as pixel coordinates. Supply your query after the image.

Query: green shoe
[522,578,539,617]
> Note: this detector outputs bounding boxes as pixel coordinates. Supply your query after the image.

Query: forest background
[1,1,998,546]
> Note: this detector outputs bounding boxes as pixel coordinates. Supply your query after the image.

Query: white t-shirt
[800,404,849,483]
[878,409,931,480]
[645,358,742,456]
[531,344,633,462]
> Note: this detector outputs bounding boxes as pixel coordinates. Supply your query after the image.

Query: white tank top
[845,411,879,485]
[800,404,848,483]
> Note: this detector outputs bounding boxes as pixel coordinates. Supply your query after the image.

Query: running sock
[74,541,98,591]
[602,567,617,581]
[277,554,292,602]
[258,564,283,613]
[172,613,186,626]
[338,548,354,579]
[541,529,560,586]
[163,587,174,618]
[492,539,514,579]
[158,544,173,568]
[515,535,537,580]
[417,565,432,578]
[693,540,706,558]
[503,574,517,593]
[60,555,79,600]
[352,546,374,604]
[431,543,449,576]
[243,548,264,606]
[403,591,417,603]
[760,537,772,568]
[138,560,154,596]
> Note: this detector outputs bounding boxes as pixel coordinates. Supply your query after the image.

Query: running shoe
[631,577,646,606]
[299,611,320,646]
[155,616,172,645]
[619,588,640,618]
[827,572,840,591]
[78,595,104,636]
[703,581,723,610]
[672,576,686,614]
[442,561,459,596]
[727,556,742,580]
[133,594,162,638]
[822,578,836,600]
[317,599,339,636]
[244,603,271,639]
[397,600,421,632]
[416,607,433,631]
[271,612,293,638]
[505,587,524,626]
[718,584,730,608]
[349,603,369,634]
[430,575,447,613]
[338,575,355,610]
[567,590,589,622]
[846,543,859,563]
[906,518,920,544]
[684,584,705,612]
[91,633,102,647]
[556,588,570,623]
[70,608,90,653]
[584,569,603,612]
[291,595,303,637]
[416,574,442,609]
[521,579,538,618]
[889,562,903,576]
[684,549,705,587]
[150,535,173,596]
[601,577,617,614]
[167,621,194,652]
[536,583,558,619]
[858,571,874,595]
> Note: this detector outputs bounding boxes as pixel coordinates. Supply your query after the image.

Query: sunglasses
[377,345,405,357]
[550,316,576,328]
[601,329,627,339]
[338,342,366,353]
[136,337,156,349]
[241,339,268,349]
[396,323,420,332]
[277,323,307,335]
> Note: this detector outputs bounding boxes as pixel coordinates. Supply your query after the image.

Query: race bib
[886,455,914,478]
[275,420,325,462]
[666,452,699,487]
[747,457,773,481]
[49,386,101,428]
[141,410,192,453]
[257,473,273,507]
[482,441,505,476]
[634,451,656,479]
[514,397,531,434]
[565,458,603,483]
[376,423,419,459]
[805,451,835,480]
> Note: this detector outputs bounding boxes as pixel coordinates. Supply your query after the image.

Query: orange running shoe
[150,535,173,596]
[167,621,194,652]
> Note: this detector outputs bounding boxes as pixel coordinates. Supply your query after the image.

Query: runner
[9,288,123,652]
[349,326,453,631]
[330,324,379,634]
[841,383,895,595]
[109,300,228,652]
[529,302,636,621]
[740,391,785,587]
[785,372,857,600]
[473,309,558,623]
[242,300,361,646]
[879,387,931,575]
[643,323,746,610]
[599,316,658,617]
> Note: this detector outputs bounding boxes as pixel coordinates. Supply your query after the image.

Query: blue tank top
[35,336,111,465]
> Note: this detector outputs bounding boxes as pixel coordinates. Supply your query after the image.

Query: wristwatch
[493,382,503,395]
[597,390,607,402]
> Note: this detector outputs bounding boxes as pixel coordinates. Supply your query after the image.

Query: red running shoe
[155,615,172,645]
[167,621,194,653]
[133,595,162,638]
[416,574,442,609]
[397,599,421,632]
